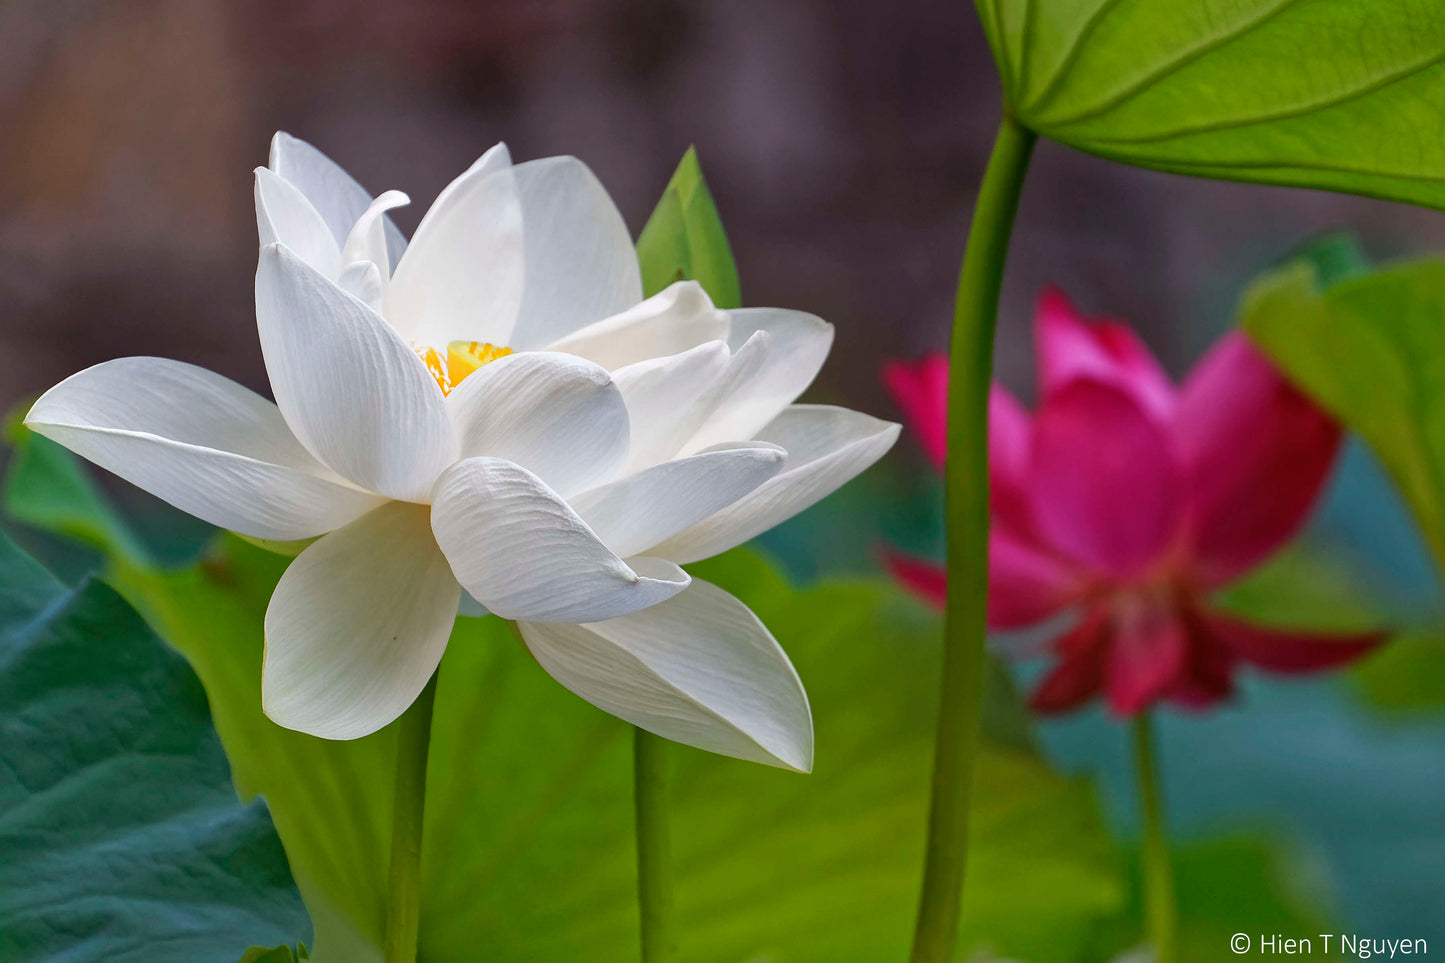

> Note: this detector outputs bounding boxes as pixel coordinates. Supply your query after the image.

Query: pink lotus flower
[883,287,1385,716]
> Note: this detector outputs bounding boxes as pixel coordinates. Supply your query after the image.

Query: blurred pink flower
[882,287,1385,716]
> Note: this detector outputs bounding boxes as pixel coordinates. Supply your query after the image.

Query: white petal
[337,260,384,313]
[445,351,628,497]
[430,457,689,623]
[652,404,900,564]
[385,153,642,350]
[518,578,812,771]
[685,307,834,451]
[256,243,457,501]
[546,280,729,370]
[614,331,770,473]
[570,442,785,558]
[254,167,341,279]
[25,358,384,540]
[263,501,460,740]
[339,189,410,284]
[268,131,408,268]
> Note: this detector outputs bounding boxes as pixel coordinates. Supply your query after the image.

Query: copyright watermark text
[1231,934,1428,958]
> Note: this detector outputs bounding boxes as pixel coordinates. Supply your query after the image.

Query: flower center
[412,341,513,395]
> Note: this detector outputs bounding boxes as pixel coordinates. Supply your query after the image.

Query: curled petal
[262,502,460,740]
[268,131,408,266]
[989,529,1082,629]
[256,244,457,501]
[882,354,948,472]
[430,457,689,623]
[1029,379,1185,578]
[518,578,812,771]
[1036,286,1174,420]
[883,551,946,608]
[547,280,729,370]
[25,357,383,540]
[1199,610,1386,673]
[1105,601,1188,716]
[1175,333,1341,586]
[651,405,900,564]
[570,442,785,559]
[446,351,629,497]
[989,383,1035,536]
[1165,619,1238,709]
[1030,607,1111,714]
[254,167,340,279]
[615,334,770,473]
[338,189,410,284]
[686,306,834,449]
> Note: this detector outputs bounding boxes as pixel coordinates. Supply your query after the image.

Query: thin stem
[909,114,1036,963]
[384,673,439,963]
[634,727,679,963]
[1133,713,1178,963]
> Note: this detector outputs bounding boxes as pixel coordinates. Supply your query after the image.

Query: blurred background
[3,0,1444,949]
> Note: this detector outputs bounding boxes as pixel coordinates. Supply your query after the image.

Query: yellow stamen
[447,341,514,385]
[415,345,453,395]
[413,341,514,396]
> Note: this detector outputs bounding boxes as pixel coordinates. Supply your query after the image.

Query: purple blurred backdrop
[5,0,1445,420]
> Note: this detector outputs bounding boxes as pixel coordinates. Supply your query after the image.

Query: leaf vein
[1036,0,1303,127]
[1052,43,1445,145]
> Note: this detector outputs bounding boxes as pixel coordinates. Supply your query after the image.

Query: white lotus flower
[25,133,899,771]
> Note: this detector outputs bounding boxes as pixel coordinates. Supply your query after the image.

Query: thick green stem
[1133,713,1178,963]
[634,727,678,963]
[909,114,1036,963]
[384,673,439,963]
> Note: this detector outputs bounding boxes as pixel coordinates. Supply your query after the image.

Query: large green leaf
[1241,258,1445,570]
[4,429,1124,962]
[1084,836,1336,963]
[981,0,1445,209]
[0,530,307,961]
[1241,257,1445,713]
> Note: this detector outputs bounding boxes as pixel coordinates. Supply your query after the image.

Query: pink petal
[1036,286,1175,420]
[884,550,946,608]
[1030,606,1110,714]
[1199,610,1387,673]
[1165,617,1238,709]
[989,383,1035,536]
[989,528,1081,629]
[882,355,948,471]
[1029,379,1186,578]
[1105,599,1189,716]
[1174,333,1341,586]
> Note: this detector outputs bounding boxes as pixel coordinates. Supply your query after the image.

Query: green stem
[909,114,1036,963]
[384,673,439,963]
[634,727,679,963]
[1133,713,1178,963]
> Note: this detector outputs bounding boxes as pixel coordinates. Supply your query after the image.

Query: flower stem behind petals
[1132,713,1178,963]
[634,728,679,963]
[384,672,438,963]
[910,115,1036,963]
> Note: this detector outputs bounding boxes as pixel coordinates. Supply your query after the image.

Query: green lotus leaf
[982,0,1445,209]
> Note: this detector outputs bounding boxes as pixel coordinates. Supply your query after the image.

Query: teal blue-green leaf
[1241,258,1445,571]
[981,0,1445,209]
[4,415,1123,960]
[3,409,149,565]
[636,147,742,306]
[238,946,308,963]
[0,530,307,962]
